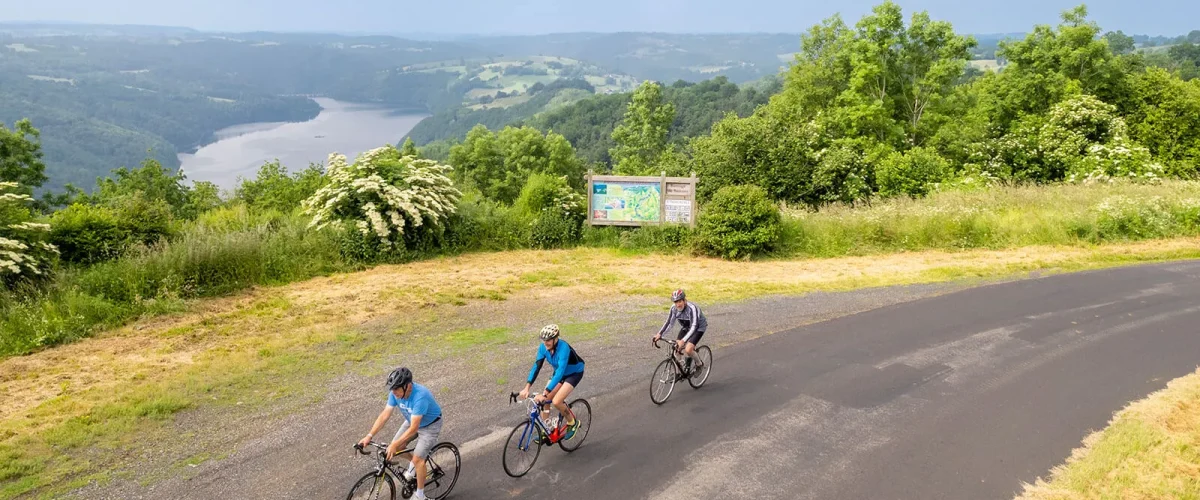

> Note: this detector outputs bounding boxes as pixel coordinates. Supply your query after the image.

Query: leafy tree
[984,5,1129,129]
[400,137,420,157]
[234,161,326,214]
[610,81,676,175]
[777,2,975,147]
[0,119,47,194]
[1123,68,1200,173]
[448,125,585,204]
[1103,30,1135,55]
[92,158,195,218]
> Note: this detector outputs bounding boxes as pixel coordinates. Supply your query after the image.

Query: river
[179,98,428,189]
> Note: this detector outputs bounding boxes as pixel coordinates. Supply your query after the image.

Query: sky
[1,0,1196,37]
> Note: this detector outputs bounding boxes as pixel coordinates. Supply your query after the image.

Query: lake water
[179,98,428,189]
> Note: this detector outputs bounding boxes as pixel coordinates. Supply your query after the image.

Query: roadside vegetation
[1016,367,1200,499]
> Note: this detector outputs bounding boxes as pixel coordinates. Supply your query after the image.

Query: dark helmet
[671,289,686,302]
[387,367,413,390]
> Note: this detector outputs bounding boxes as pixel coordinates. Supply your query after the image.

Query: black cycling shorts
[561,371,583,388]
[676,329,705,345]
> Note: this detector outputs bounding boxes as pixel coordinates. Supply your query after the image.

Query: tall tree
[1102,30,1135,55]
[986,5,1129,128]
[448,125,584,204]
[0,119,48,194]
[610,81,676,175]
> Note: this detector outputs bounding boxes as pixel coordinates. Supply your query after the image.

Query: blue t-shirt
[387,383,442,428]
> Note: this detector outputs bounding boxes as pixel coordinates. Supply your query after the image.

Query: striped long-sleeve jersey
[656,301,707,344]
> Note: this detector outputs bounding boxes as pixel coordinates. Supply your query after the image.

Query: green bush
[110,194,177,247]
[49,204,130,264]
[444,192,531,251]
[877,147,950,198]
[234,161,326,214]
[530,206,582,249]
[697,184,782,259]
[812,144,873,205]
[514,173,568,215]
[514,173,586,250]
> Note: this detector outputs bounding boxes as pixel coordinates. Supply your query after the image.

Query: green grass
[442,327,512,351]
[1,211,357,357]
[1016,368,1200,499]
[781,181,1200,257]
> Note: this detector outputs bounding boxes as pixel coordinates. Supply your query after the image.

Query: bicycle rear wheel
[347,471,395,500]
[688,345,713,388]
[502,421,541,478]
[650,359,677,405]
[423,442,461,499]
[558,398,592,452]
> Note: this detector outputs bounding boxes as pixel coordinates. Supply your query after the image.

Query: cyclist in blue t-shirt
[518,324,585,441]
[358,367,443,500]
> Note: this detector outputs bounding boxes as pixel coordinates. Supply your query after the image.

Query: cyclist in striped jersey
[652,289,707,373]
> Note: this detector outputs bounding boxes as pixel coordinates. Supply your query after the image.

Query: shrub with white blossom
[302,146,461,249]
[0,181,58,284]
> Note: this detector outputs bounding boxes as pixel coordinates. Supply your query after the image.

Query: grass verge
[1016,367,1200,499]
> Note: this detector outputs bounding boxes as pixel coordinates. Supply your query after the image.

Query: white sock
[415,488,425,499]
[404,463,415,479]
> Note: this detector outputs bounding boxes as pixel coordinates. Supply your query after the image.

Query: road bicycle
[649,338,712,404]
[501,392,593,477]
[347,438,461,500]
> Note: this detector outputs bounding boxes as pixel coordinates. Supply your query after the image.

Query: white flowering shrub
[987,95,1170,183]
[1068,139,1165,184]
[302,146,461,250]
[0,181,58,284]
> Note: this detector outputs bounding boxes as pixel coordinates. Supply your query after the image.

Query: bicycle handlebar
[653,338,680,349]
[509,392,551,406]
[353,440,388,456]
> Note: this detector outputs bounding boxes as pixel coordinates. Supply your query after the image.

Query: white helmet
[539,324,560,340]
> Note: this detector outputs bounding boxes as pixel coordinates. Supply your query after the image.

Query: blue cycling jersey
[527,338,585,392]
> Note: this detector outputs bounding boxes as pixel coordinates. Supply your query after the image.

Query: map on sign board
[591,181,662,222]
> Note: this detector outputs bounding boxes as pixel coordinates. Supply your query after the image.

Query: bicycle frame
[509,393,559,449]
[654,338,692,376]
[354,440,434,479]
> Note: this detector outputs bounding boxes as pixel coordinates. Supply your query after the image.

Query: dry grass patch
[1016,367,1200,500]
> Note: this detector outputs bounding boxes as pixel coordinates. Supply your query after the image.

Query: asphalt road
[440,261,1200,499]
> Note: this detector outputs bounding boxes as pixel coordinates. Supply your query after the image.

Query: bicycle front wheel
[502,421,541,478]
[346,470,396,500]
[423,442,461,499]
[688,345,713,388]
[559,398,592,452]
[650,359,677,405]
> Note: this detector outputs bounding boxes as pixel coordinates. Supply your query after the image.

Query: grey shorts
[393,417,442,458]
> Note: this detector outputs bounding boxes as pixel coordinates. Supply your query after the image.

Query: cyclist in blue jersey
[518,324,585,441]
[653,289,707,373]
[358,367,443,500]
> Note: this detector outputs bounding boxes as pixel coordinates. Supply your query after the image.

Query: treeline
[434,4,1200,209]
[405,78,599,144]
[416,75,783,166]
